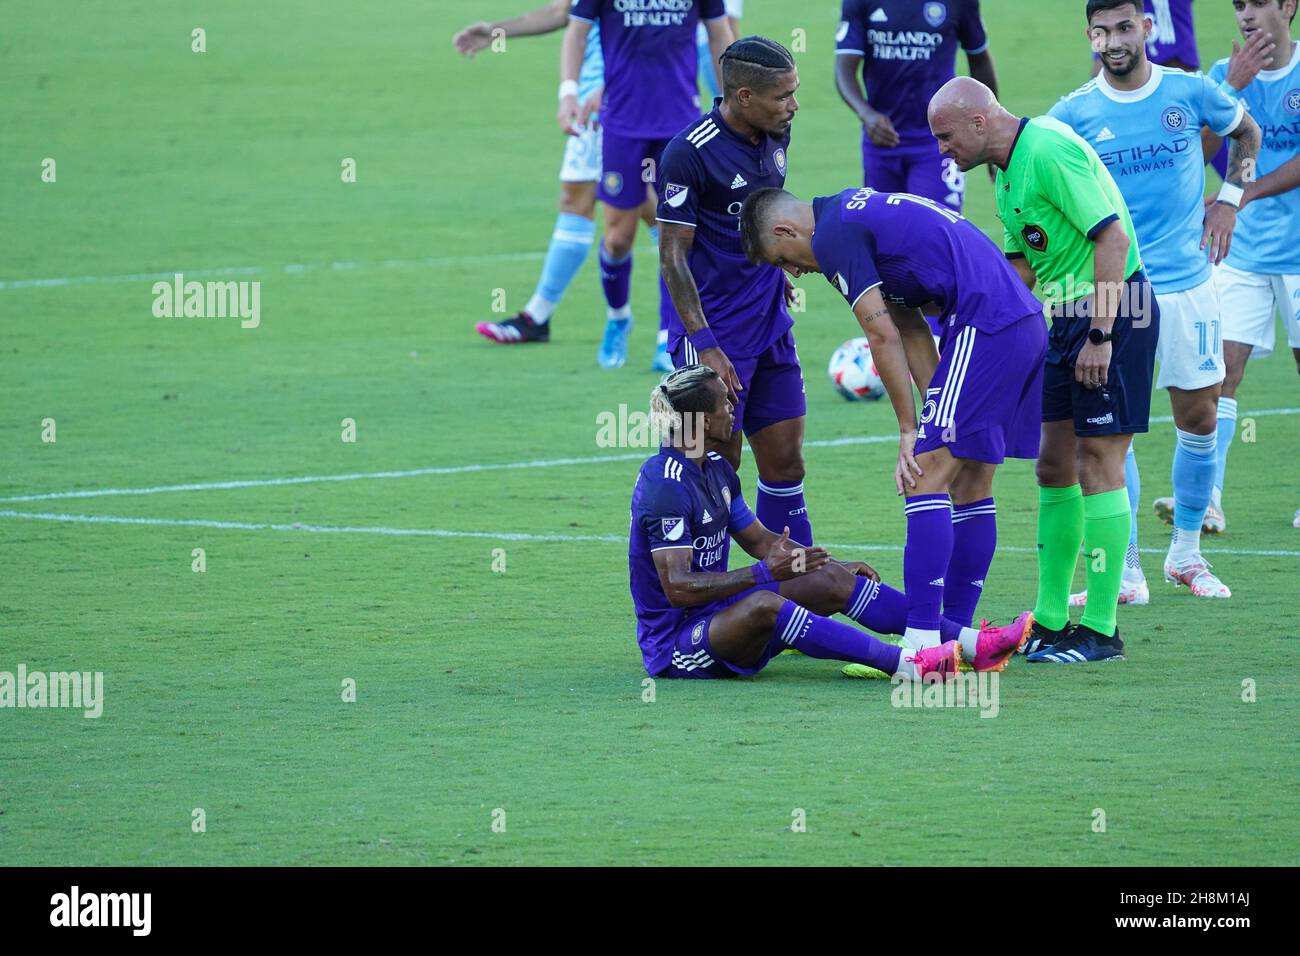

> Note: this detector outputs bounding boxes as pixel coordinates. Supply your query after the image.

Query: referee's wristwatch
[1088,327,1114,345]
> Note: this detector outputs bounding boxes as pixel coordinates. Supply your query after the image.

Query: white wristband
[1217,182,1244,208]
[558,79,579,101]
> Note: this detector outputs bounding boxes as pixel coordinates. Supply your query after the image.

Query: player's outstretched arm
[453,0,570,56]
[652,532,830,607]
[853,287,921,493]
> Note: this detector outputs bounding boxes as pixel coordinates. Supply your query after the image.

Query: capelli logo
[50,886,151,936]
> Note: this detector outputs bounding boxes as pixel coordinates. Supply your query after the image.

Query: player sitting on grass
[629,364,1030,681]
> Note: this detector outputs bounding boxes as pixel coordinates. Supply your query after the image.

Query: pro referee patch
[1022,224,1048,253]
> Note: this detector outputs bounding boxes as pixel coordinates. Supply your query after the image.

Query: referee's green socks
[1078,488,1131,638]
[1032,484,1131,638]
[1033,484,1084,633]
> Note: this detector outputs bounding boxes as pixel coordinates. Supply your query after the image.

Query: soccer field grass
[3,1,1297,866]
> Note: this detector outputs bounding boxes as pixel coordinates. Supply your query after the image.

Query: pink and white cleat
[970,611,1034,672]
[1069,576,1150,607]
[902,641,962,681]
[1163,555,1231,598]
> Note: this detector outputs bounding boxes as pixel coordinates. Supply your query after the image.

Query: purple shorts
[861,137,966,212]
[598,130,669,210]
[671,329,807,437]
[915,313,1047,463]
[657,582,783,679]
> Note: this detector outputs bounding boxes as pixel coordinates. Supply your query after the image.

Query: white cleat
[1203,502,1226,534]
[1155,496,1226,534]
[1069,577,1150,607]
[1163,555,1232,598]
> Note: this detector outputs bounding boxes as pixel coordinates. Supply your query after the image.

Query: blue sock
[1172,428,1217,535]
[756,477,813,547]
[943,497,996,628]
[526,212,594,323]
[1214,396,1237,498]
[599,245,632,320]
[1124,445,1142,575]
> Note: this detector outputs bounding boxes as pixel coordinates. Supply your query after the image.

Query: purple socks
[944,497,996,628]
[903,493,953,642]
[756,477,813,546]
[600,245,632,318]
[843,577,965,646]
[773,599,903,674]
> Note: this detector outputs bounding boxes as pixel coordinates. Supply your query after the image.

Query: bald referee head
[927,76,1022,172]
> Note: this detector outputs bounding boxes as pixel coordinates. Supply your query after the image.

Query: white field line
[2,510,1297,558]
[1,407,1297,505]
[0,252,552,291]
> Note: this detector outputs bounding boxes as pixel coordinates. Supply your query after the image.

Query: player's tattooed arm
[661,223,744,396]
[1204,112,1261,264]
[886,303,939,391]
[653,535,830,607]
[660,224,707,335]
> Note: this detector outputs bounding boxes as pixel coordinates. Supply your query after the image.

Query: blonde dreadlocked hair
[649,364,720,445]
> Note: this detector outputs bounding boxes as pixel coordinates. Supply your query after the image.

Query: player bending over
[629,365,1030,681]
[739,185,1043,652]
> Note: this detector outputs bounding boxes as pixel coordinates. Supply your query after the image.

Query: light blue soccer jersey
[579,23,603,105]
[1210,41,1300,275]
[1050,65,1244,293]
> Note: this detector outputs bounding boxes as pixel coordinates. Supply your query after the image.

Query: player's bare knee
[1036,457,1076,488]
[744,590,785,631]
[558,186,596,219]
[820,563,856,611]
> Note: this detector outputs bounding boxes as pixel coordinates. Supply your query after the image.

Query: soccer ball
[827,337,885,401]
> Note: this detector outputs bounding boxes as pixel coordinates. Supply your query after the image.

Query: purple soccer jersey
[657,105,795,359]
[811,187,1042,338]
[571,0,727,139]
[629,447,757,675]
[835,0,989,147]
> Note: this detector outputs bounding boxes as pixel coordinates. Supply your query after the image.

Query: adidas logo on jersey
[929,577,945,587]
[702,509,713,523]
[730,173,747,190]
[1198,357,1219,371]
[1096,127,1116,142]
[870,7,888,22]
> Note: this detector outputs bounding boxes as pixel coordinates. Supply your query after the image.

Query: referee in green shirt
[926,76,1159,664]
